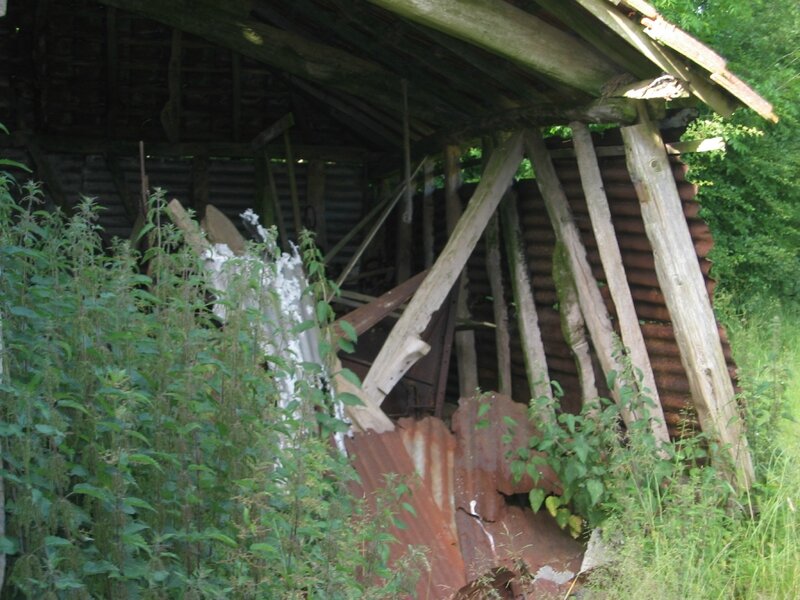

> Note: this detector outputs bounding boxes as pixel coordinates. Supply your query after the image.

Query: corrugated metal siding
[21,151,366,270]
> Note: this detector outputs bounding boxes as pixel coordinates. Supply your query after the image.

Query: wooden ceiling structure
[1,0,776,495]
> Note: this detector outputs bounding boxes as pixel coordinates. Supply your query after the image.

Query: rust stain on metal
[346,428,466,599]
[397,416,458,538]
[452,394,582,583]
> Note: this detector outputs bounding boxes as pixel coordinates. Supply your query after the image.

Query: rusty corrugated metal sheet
[346,428,467,599]
[452,393,582,585]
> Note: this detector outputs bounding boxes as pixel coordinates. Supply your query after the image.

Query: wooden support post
[202,204,247,256]
[266,155,288,246]
[396,79,413,284]
[362,133,524,408]
[552,242,600,410]
[422,158,435,268]
[307,159,326,249]
[231,52,242,142]
[190,155,209,219]
[526,129,643,430]
[445,144,479,398]
[105,6,119,138]
[161,29,182,143]
[500,191,553,407]
[485,211,512,396]
[622,119,754,488]
[284,131,302,237]
[571,122,670,443]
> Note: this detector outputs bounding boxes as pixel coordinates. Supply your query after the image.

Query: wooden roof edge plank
[607,0,778,122]
[364,0,622,95]
[575,0,739,118]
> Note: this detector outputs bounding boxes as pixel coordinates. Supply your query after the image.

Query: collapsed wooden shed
[0,0,776,595]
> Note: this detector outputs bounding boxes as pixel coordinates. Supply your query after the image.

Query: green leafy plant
[0,159,419,597]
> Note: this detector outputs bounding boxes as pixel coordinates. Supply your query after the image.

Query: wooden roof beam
[94,0,461,125]
[364,0,622,95]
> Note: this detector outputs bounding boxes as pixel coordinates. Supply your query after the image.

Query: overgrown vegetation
[0,170,419,597]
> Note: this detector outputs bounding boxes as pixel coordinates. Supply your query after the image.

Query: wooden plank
[444,144,478,398]
[641,16,777,122]
[166,198,210,255]
[283,131,302,236]
[621,120,754,488]
[396,80,413,284]
[231,52,242,141]
[573,0,738,117]
[160,29,182,143]
[422,158,435,268]
[364,0,620,95]
[571,121,669,444]
[361,132,524,407]
[500,191,553,407]
[251,113,294,151]
[306,159,326,249]
[201,204,247,256]
[265,155,288,245]
[525,129,639,428]
[105,6,119,137]
[335,270,428,337]
[485,211,512,396]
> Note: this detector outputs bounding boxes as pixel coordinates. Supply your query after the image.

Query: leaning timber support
[362,133,524,408]
[444,145,479,397]
[552,242,600,410]
[621,119,754,489]
[485,212,512,396]
[526,129,653,435]
[500,191,553,412]
[571,121,670,443]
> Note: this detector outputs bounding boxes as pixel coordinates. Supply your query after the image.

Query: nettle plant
[506,345,713,539]
[0,163,418,598]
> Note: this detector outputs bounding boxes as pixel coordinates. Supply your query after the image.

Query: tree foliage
[652,1,800,310]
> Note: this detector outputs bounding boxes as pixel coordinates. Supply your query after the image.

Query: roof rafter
[94,0,465,126]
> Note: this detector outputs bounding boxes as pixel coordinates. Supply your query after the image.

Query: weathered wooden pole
[362,133,524,407]
[526,129,645,433]
[621,119,754,488]
[500,191,554,410]
[444,145,479,397]
[571,121,670,443]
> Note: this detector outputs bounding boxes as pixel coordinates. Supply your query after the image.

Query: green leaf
[586,479,604,506]
[339,319,358,342]
[545,495,563,517]
[0,158,32,172]
[568,514,583,539]
[72,483,111,502]
[291,320,316,334]
[555,508,570,529]
[336,392,364,407]
[528,488,546,513]
[205,531,237,548]
[606,370,618,390]
[127,453,163,471]
[9,305,38,319]
[123,496,156,513]
[338,368,361,388]
[45,535,72,547]
[337,337,355,353]
[477,402,491,418]
[401,502,417,517]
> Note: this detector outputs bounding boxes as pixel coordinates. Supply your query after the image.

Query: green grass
[584,303,800,599]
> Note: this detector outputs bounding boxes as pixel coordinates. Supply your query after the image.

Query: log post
[485,211,512,396]
[422,158,435,268]
[307,159,326,248]
[362,133,524,407]
[525,129,641,430]
[500,191,553,408]
[552,242,600,411]
[190,155,209,220]
[571,121,670,443]
[444,144,479,397]
[621,119,754,488]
